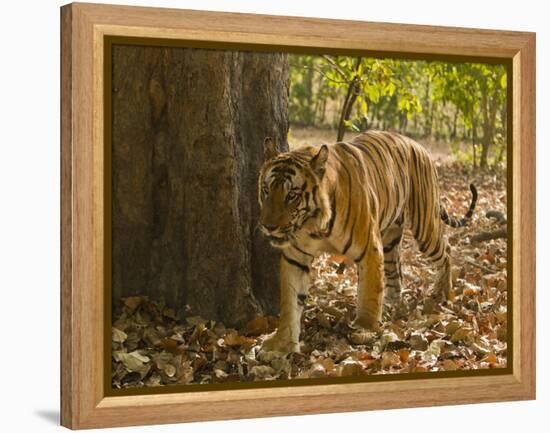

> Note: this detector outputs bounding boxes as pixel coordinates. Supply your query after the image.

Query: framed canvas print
[60,2,536,429]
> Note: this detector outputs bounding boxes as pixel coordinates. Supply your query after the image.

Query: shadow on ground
[34,409,59,425]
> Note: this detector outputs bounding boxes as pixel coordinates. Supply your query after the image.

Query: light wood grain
[79,2,532,57]
[60,4,73,429]
[60,2,536,429]
[512,33,536,393]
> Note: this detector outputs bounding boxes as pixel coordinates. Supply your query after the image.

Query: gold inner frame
[102,35,514,398]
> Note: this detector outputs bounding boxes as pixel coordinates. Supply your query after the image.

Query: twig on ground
[485,210,507,225]
[462,257,499,274]
[471,228,507,243]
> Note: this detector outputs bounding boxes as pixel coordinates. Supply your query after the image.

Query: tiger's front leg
[353,229,384,331]
[260,254,311,354]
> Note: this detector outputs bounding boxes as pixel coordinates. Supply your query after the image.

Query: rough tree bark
[112,46,289,327]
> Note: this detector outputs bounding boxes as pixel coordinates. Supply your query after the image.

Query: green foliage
[288,54,507,169]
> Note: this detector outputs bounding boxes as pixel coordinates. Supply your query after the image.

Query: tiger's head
[258,137,331,248]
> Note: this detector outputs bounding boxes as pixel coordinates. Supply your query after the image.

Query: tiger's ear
[310,145,329,178]
[263,137,278,160]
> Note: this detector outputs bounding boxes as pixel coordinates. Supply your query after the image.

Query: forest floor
[112,160,508,389]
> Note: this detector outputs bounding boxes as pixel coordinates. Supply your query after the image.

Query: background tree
[430,62,507,168]
[112,46,289,327]
[288,56,507,169]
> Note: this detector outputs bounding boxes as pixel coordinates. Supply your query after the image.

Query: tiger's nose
[262,224,278,232]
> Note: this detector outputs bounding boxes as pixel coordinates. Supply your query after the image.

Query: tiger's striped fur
[258,131,477,354]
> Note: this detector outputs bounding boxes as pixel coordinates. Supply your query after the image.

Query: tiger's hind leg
[430,241,452,300]
[408,155,453,301]
[381,218,405,306]
[353,222,385,331]
[415,226,452,301]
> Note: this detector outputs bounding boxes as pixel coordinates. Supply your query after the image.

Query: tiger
[257,130,477,354]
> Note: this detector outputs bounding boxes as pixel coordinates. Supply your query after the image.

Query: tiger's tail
[440,184,478,228]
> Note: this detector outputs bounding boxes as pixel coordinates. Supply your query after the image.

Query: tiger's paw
[258,331,300,359]
[382,294,400,319]
[351,315,381,332]
[425,286,447,307]
[382,304,393,322]
[384,289,402,306]
[432,272,452,301]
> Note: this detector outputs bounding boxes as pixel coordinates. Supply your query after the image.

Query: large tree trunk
[111,45,289,327]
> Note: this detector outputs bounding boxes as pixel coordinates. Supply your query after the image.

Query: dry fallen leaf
[381,351,401,368]
[123,296,146,312]
[112,327,127,343]
[244,316,270,336]
[249,365,276,380]
[337,358,367,377]
[224,331,256,347]
[442,359,458,371]
[348,329,377,345]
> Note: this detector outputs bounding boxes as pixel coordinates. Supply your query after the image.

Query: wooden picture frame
[61,2,535,429]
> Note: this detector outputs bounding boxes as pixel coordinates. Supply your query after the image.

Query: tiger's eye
[287,191,298,202]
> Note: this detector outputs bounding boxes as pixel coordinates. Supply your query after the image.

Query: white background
[0,0,546,431]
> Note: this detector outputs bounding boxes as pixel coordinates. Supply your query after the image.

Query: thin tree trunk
[423,77,431,137]
[304,63,314,124]
[336,79,357,141]
[451,107,458,139]
[399,112,408,133]
[496,104,507,164]
[471,111,478,169]
[480,86,500,169]
[371,103,379,129]
[336,57,362,141]
[479,84,490,169]
[319,98,327,125]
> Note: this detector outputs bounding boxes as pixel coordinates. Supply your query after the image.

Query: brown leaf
[177,361,194,384]
[409,332,428,351]
[316,312,333,329]
[398,348,410,364]
[413,365,429,373]
[444,320,462,336]
[158,337,180,353]
[244,316,269,336]
[451,327,473,344]
[321,357,336,372]
[337,358,367,377]
[442,359,458,371]
[224,331,256,347]
[123,296,146,312]
[481,353,498,364]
